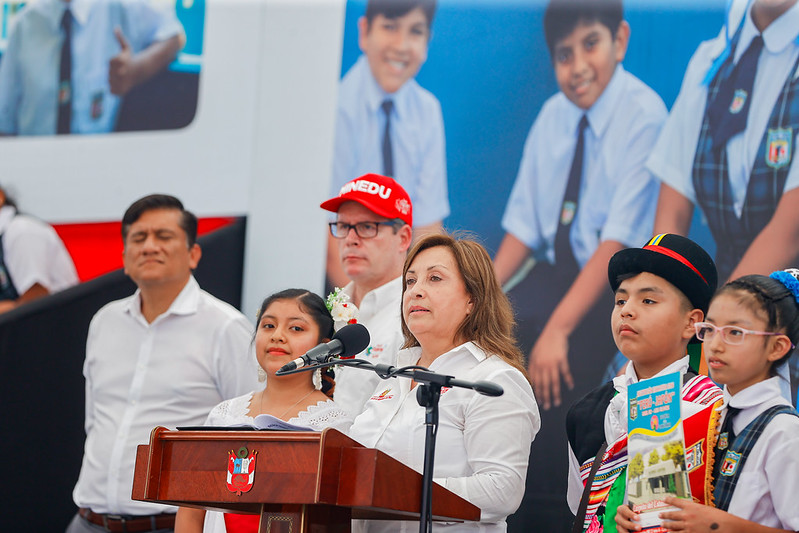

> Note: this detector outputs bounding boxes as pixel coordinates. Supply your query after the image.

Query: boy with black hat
[565,233,724,532]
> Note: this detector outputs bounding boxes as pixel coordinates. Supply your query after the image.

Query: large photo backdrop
[338,0,724,253]
[2,0,798,531]
[332,0,798,530]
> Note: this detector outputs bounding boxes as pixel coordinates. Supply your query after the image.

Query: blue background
[0,0,205,72]
[340,0,728,255]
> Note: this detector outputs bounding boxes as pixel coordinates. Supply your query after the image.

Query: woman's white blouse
[348,342,540,532]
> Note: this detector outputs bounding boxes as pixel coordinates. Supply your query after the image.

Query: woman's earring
[257,365,267,383]
[313,368,323,390]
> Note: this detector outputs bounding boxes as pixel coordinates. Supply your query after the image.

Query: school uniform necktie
[553,115,588,272]
[712,406,741,483]
[381,99,394,177]
[57,8,73,135]
[707,35,763,149]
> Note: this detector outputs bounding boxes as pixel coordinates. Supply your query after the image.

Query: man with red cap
[320,173,413,418]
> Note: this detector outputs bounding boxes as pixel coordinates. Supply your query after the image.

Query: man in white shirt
[67,194,258,533]
[320,174,413,418]
[0,186,78,313]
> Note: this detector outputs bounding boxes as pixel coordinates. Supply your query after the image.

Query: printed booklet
[627,372,691,531]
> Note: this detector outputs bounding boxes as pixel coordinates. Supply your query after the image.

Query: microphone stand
[277,358,503,533]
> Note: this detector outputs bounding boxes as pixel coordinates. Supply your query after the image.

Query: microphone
[278,323,370,373]
[470,380,504,397]
[447,378,504,397]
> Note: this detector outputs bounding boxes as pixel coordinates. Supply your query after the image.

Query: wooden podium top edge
[154,428,327,442]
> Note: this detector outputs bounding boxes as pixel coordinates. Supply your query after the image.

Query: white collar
[615,355,690,392]
[397,340,488,368]
[38,0,91,31]
[725,376,785,410]
[124,276,200,323]
[343,276,402,314]
[737,2,799,58]
[582,64,627,140]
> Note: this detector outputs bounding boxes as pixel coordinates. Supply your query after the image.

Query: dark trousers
[505,262,617,532]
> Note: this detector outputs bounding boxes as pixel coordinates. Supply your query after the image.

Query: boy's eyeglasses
[694,322,790,346]
[329,221,396,239]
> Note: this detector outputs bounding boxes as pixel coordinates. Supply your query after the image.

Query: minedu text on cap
[320,173,413,226]
[607,233,718,313]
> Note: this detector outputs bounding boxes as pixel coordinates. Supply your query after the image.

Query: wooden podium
[132,426,480,532]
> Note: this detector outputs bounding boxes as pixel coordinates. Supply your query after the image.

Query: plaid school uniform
[691,26,799,282]
[712,404,799,511]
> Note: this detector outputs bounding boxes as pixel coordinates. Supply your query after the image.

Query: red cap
[320,174,413,226]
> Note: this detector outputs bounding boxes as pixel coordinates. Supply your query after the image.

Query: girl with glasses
[618,269,799,533]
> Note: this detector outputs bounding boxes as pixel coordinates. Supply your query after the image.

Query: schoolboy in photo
[566,234,723,532]
[0,0,185,136]
[493,0,668,414]
[649,0,799,285]
[647,0,799,403]
[328,0,448,286]
[493,3,667,526]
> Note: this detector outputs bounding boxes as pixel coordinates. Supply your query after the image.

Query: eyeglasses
[694,322,786,346]
[328,221,397,239]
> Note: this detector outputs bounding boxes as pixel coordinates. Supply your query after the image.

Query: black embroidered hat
[608,234,718,313]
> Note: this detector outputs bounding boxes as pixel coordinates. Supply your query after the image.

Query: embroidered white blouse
[201,392,353,533]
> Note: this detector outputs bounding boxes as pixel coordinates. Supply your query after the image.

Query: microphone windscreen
[333,323,371,357]
[471,381,504,397]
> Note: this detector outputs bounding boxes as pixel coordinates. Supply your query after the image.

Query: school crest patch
[58,81,71,105]
[766,128,792,169]
[684,440,704,472]
[720,450,741,477]
[227,447,257,495]
[560,201,577,226]
[729,89,747,114]
[91,92,104,120]
[717,431,729,451]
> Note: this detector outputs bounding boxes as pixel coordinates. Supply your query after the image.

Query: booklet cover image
[627,372,691,531]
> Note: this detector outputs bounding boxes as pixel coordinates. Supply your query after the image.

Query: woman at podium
[348,234,541,531]
[176,289,353,533]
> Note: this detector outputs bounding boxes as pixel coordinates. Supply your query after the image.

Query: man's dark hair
[121,194,198,247]
[365,0,437,29]
[544,0,623,58]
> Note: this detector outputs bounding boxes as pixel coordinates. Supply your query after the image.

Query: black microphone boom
[277,323,370,373]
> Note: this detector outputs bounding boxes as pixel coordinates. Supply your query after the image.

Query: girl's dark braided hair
[717,274,799,373]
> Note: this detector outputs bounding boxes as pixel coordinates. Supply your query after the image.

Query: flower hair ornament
[326,287,359,331]
[769,268,799,305]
